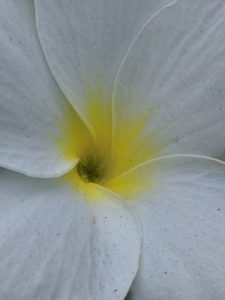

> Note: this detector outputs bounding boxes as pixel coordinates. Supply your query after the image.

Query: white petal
[113,0,225,159]
[0,0,79,177]
[34,0,171,128]
[125,156,225,300]
[0,168,140,300]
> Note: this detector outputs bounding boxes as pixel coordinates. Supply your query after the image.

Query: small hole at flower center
[77,152,105,183]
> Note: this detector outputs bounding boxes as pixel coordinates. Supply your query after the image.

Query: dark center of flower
[77,152,106,183]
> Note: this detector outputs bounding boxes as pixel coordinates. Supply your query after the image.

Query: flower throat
[77,152,106,183]
[58,84,161,197]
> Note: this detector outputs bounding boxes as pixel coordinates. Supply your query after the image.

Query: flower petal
[0,168,140,300]
[126,156,225,300]
[34,0,171,129]
[0,0,80,177]
[113,0,225,159]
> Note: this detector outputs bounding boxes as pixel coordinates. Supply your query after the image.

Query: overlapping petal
[113,0,225,159]
[0,0,81,177]
[34,0,171,130]
[0,168,140,300]
[122,156,225,300]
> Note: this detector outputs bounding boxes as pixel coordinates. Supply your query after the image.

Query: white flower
[0,0,225,299]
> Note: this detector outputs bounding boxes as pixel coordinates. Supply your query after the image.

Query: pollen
[77,152,106,183]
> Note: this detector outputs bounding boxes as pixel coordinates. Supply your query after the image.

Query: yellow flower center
[56,84,162,200]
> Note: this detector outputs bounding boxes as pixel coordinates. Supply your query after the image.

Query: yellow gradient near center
[56,83,163,200]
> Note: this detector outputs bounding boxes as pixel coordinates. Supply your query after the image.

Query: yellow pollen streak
[110,109,162,178]
[55,101,93,162]
[84,83,112,156]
